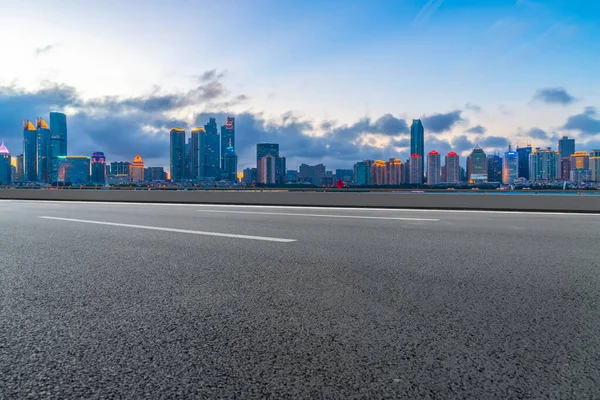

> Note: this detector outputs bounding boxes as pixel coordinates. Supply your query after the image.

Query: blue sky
[1,0,600,171]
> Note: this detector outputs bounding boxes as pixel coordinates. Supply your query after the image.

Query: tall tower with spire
[0,140,12,185]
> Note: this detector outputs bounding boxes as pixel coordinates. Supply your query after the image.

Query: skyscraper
[487,154,502,183]
[130,155,145,183]
[467,146,487,183]
[570,151,590,170]
[223,146,238,182]
[256,143,279,164]
[386,158,404,185]
[354,160,371,185]
[221,117,235,170]
[371,160,387,185]
[91,152,106,184]
[427,150,441,185]
[258,154,276,184]
[37,118,52,183]
[409,154,423,184]
[50,112,67,182]
[0,141,11,185]
[203,118,220,178]
[560,158,571,181]
[56,156,90,184]
[529,148,559,182]
[23,120,37,182]
[502,147,518,185]
[558,136,575,159]
[170,128,186,181]
[445,151,460,183]
[190,127,203,179]
[410,119,424,181]
[276,156,286,184]
[516,145,532,180]
[590,150,600,182]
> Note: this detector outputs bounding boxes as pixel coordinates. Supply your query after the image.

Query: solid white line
[13,200,600,216]
[38,216,296,243]
[196,209,440,221]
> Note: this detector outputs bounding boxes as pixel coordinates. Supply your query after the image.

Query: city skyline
[0,1,599,172]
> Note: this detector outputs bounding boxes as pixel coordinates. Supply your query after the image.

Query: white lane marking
[38,216,296,243]
[195,209,440,221]
[12,200,600,216]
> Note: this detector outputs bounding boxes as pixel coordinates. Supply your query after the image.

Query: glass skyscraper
[23,120,38,182]
[529,148,559,182]
[91,152,106,184]
[502,148,518,185]
[0,141,11,185]
[190,127,203,179]
[558,136,575,159]
[203,118,221,178]
[467,146,487,182]
[410,119,424,181]
[56,156,90,184]
[487,154,502,183]
[353,161,371,185]
[170,128,186,181]
[221,117,235,170]
[37,118,52,183]
[223,146,238,182]
[516,145,532,180]
[50,112,67,182]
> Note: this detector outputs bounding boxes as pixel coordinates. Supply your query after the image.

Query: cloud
[413,0,444,25]
[533,87,576,105]
[526,127,549,140]
[450,135,475,153]
[35,44,55,56]
[425,136,452,157]
[198,69,226,82]
[422,110,464,133]
[465,103,481,112]
[479,136,509,149]
[466,125,486,135]
[374,114,409,136]
[562,107,600,136]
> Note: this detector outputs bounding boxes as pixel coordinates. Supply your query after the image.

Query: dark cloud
[451,135,475,153]
[35,44,55,56]
[562,107,600,136]
[465,103,482,112]
[374,114,409,136]
[479,136,509,149]
[392,138,410,148]
[466,125,486,134]
[422,110,464,133]
[533,87,576,105]
[198,69,226,82]
[526,127,549,140]
[425,136,452,157]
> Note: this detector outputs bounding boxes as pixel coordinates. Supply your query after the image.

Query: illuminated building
[516,145,532,179]
[130,155,145,183]
[221,117,235,170]
[56,156,90,184]
[202,118,220,178]
[371,160,387,185]
[590,150,600,182]
[467,146,487,183]
[560,158,571,180]
[386,158,404,185]
[190,127,203,179]
[0,141,11,185]
[13,155,23,183]
[445,151,460,183]
[427,151,441,185]
[410,119,424,181]
[23,120,37,182]
[50,112,67,182]
[170,128,186,181]
[529,148,559,181]
[409,154,423,184]
[36,118,52,183]
[223,146,238,182]
[354,160,372,185]
[502,146,518,185]
[258,154,276,184]
[570,151,590,170]
[558,136,575,159]
[91,152,106,184]
[487,154,502,183]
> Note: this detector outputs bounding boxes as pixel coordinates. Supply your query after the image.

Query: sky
[1,0,600,172]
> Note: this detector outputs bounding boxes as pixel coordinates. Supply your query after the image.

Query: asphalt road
[1,200,599,399]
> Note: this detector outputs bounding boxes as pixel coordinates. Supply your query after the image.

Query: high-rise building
[467,146,487,183]
[590,150,600,182]
[427,150,441,185]
[410,119,424,181]
[487,154,502,183]
[354,160,372,185]
[516,145,532,180]
[298,163,326,184]
[570,152,590,170]
[223,146,238,182]
[445,151,460,183]
[56,156,90,184]
[409,154,423,184]
[146,167,166,181]
[558,136,575,159]
[0,141,11,185]
[36,118,52,183]
[276,156,286,184]
[502,147,518,185]
[130,155,145,183]
[184,138,192,179]
[560,158,571,181]
[258,154,276,184]
[221,117,235,170]
[571,168,592,182]
[190,127,203,179]
[91,152,106,184]
[110,161,131,176]
[257,143,279,165]
[170,128,186,181]
[386,158,404,185]
[529,148,559,182]
[50,112,67,182]
[203,118,220,178]
[242,168,257,185]
[335,169,354,183]
[371,160,387,185]
[23,120,37,182]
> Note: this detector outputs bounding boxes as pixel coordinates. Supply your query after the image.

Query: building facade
[516,145,532,180]
[221,117,235,171]
[56,156,90,184]
[170,128,186,181]
[410,119,424,181]
[570,152,590,170]
[354,160,372,185]
[37,118,52,183]
[590,150,600,182]
[23,120,37,182]
[467,146,487,183]
[258,154,276,184]
[529,148,559,182]
[371,160,387,185]
[130,155,145,183]
[558,136,575,159]
[91,152,106,184]
[223,146,238,182]
[502,148,518,185]
[386,158,404,185]
[409,154,423,184]
[487,154,502,183]
[50,112,67,183]
[427,151,441,185]
[202,118,220,178]
[0,141,11,185]
[445,151,460,183]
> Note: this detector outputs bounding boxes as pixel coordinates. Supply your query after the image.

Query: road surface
[1,200,599,398]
